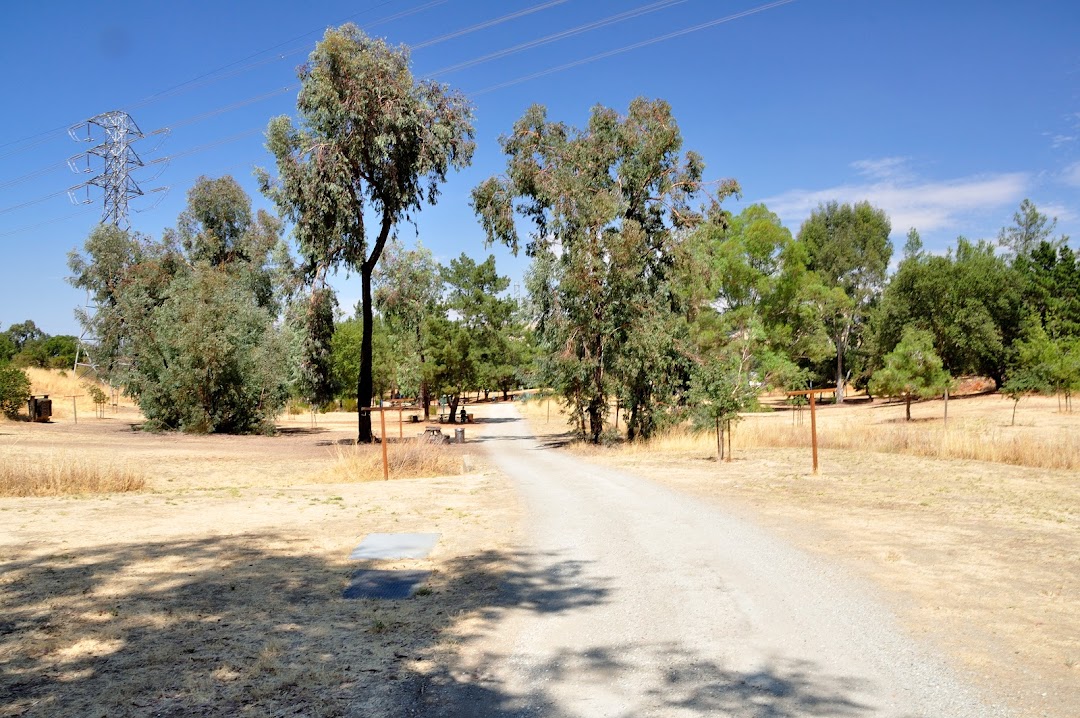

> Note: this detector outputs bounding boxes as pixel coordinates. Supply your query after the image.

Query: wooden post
[380,408,389,481]
[64,394,83,424]
[943,386,949,428]
[786,388,835,475]
[398,406,403,439]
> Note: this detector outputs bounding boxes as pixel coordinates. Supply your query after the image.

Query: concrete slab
[349,532,440,560]
[342,570,430,600]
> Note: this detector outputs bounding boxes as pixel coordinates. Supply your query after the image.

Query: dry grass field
[520,392,1080,718]
[0,385,521,717]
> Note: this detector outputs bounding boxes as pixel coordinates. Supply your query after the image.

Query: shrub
[0,366,31,418]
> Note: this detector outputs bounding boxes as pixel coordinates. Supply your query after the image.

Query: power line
[428,0,689,78]
[0,0,443,158]
[471,0,798,96]
[0,0,555,186]
[1,0,800,226]
[413,0,570,50]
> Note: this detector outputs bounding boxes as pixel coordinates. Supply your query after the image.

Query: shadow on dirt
[1,537,604,718]
[0,530,889,718]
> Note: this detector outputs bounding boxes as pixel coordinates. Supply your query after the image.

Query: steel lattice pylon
[68,111,149,229]
[66,111,167,380]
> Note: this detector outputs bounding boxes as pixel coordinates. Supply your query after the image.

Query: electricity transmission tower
[66,111,168,381]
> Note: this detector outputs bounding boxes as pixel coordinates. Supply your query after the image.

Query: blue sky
[2,0,1078,335]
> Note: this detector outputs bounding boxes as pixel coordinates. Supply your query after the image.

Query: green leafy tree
[374,239,443,415]
[998,199,1067,258]
[1014,241,1080,341]
[1002,319,1057,426]
[682,205,832,391]
[873,237,1021,386]
[0,365,31,418]
[869,327,951,421]
[441,253,518,400]
[0,332,15,365]
[259,24,474,443]
[689,344,758,462]
[423,314,474,421]
[473,98,737,441]
[68,177,290,433]
[288,287,338,408]
[798,201,892,403]
[3,321,45,350]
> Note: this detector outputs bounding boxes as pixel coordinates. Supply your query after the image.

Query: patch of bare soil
[520,397,1080,718]
[0,406,521,717]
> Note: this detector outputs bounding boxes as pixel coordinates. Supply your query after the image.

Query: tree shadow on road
[413,641,888,717]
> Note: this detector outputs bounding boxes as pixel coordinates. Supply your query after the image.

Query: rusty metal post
[809,391,818,474]
[379,408,389,481]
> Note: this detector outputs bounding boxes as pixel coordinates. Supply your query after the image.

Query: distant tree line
[0,320,78,370]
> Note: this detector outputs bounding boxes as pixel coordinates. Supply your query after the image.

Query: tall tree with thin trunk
[473,98,737,442]
[259,25,474,442]
[798,201,892,403]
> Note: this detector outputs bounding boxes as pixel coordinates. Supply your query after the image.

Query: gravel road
[413,404,1011,717]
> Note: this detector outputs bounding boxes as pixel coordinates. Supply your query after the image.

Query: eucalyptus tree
[798,201,892,402]
[67,176,291,433]
[473,98,737,442]
[259,24,474,442]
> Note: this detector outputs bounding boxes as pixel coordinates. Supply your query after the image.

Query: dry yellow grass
[525,392,1080,471]
[738,417,1080,470]
[22,367,134,420]
[319,439,464,482]
[597,419,1080,471]
[0,450,145,497]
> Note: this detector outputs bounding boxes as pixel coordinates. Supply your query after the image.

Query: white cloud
[1063,161,1080,188]
[1038,203,1078,224]
[760,171,1030,235]
[850,156,912,181]
[1047,133,1078,148]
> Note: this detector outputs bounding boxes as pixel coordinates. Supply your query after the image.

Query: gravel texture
[415,404,1013,717]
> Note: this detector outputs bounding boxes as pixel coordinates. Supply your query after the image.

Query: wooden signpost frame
[784,387,838,474]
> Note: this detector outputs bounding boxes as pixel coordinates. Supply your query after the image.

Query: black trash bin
[27,395,52,423]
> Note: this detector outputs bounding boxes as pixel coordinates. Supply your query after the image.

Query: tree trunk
[719,421,725,460]
[1011,398,1018,426]
[943,386,949,427]
[358,217,393,443]
[835,350,845,404]
[715,416,721,461]
[587,398,603,443]
[448,394,460,423]
[358,267,375,443]
[418,326,430,419]
[726,420,733,462]
[905,394,911,421]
